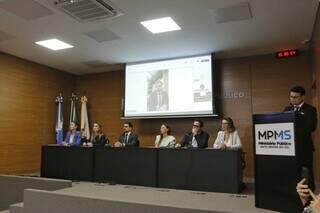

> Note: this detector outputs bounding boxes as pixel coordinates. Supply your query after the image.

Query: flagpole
[55,93,63,144]
[69,93,78,124]
[80,96,90,140]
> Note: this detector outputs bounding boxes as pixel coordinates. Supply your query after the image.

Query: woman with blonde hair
[83,122,109,147]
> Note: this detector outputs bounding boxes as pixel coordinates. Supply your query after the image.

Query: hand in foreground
[296,178,310,206]
[310,189,320,213]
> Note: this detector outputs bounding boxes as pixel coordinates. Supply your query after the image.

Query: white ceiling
[0,0,318,75]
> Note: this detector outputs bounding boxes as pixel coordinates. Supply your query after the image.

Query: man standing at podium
[284,86,318,191]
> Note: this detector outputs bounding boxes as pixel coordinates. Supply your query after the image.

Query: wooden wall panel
[75,53,313,178]
[0,52,75,174]
[0,51,313,178]
[251,54,312,113]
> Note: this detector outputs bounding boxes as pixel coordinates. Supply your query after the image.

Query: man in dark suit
[147,80,168,112]
[114,122,139,147]
[178,120,209,148]
[284,86,317,191]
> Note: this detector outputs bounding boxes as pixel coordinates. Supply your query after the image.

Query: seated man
[59,121,81,147]
[114,122,139,147]
[177,120,209,148]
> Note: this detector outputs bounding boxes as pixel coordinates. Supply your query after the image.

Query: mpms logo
[258,130,292,140]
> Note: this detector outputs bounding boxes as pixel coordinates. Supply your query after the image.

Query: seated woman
[213,117,242,149]
[83,122,109,147]
[155,124,176,148]
[60,122,81,146]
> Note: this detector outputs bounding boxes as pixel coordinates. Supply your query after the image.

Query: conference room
[1,0,320,212]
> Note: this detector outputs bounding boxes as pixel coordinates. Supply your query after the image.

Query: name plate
[255,122,295,156]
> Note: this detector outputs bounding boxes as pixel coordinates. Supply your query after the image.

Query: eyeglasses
[193,125,200,128]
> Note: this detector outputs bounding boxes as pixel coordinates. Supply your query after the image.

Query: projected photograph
[193,83,212,102]
[192,66,212,103]
[125,54,215,117]
[147,70,169,112]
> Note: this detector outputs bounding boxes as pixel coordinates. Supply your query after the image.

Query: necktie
[124,133,128,144]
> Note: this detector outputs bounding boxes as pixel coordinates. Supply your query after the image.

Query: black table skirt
[41,145,243,193]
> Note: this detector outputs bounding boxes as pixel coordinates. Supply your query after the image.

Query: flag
[80,96,90,140]
[55,94,63,144]
[69,93,78,124]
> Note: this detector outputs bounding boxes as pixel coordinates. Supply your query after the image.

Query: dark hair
[222,117,236,133]
[124,122,133,128]
[70,121,79,126]
[161,124,171,135]
[194,119,204,128]
[70,122,79,131]
[290,86,306,96]
[160,123,171,143]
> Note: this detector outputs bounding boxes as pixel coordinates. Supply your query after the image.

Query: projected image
[193,83,212,102]
[125,54,215,117]
[147,70,169,111]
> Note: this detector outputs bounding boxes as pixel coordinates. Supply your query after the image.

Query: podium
[253,111,301,213]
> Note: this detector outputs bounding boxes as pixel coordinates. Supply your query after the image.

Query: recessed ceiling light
[140,17,181,34]
[35,39,74,51]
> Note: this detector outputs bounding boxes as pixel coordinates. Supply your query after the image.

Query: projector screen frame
[122,53,220,119]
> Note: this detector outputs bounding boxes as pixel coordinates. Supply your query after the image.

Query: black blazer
[90,134,108,147]
[118,132,139,147]
[284,103,317,165]
[180,131,209,148]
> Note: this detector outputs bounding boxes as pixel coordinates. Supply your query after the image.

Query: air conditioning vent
[54,0,123,23]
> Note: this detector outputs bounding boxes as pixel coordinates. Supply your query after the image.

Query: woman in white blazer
[213,117,242,149]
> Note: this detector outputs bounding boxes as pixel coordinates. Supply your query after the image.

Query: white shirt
[213,130,242,149]
[294,102,304,111]
[69,132,75,144]
[191,135,198,148]
[155,135,176,147]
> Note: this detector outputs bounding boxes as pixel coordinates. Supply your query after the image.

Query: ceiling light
[35,38,74,51]
[140,17,181,34]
